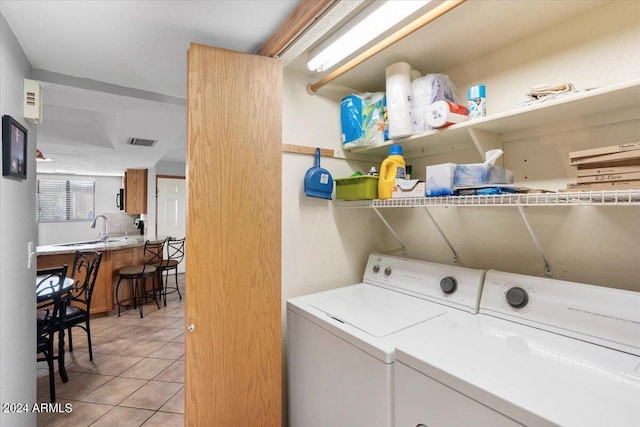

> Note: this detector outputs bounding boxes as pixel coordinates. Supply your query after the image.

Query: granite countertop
[37,235,152,256]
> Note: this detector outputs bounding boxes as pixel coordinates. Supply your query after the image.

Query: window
[36,179,95,223]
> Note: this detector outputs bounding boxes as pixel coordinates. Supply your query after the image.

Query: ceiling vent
[127,138,157,147]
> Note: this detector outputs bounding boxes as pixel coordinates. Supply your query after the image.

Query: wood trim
[156,174,185,180]
[256,0,335,57]
[308,0,466,93]
[282,143,334,157]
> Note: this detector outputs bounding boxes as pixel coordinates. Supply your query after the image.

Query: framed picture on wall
[2,115,28,179]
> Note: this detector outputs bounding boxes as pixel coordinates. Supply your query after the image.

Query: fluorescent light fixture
[307,0,431,72]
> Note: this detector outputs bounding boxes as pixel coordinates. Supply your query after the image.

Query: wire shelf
[335,190,640,208]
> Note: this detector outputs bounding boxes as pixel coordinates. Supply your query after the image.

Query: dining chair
[64,251,103,361]
[36,265,69,403]
[153,237,185,306]
[115,239,166,318]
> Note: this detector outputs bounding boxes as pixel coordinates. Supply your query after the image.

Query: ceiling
[0,0,301,176]
[2,0,609,176]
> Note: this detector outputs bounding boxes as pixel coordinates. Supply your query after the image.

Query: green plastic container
[335,175,379,200]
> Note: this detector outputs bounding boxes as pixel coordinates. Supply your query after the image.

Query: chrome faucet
[91,214,109,242]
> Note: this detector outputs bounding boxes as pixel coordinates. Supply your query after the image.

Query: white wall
[282,70,389,301]
[0,12,38,427]
[36,173,141,245]
[377,1,640,291]
[157,160,185,176]
[281,0,640,296]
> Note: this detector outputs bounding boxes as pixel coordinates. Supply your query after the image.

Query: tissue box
[426,163,456,196]
[454,164,514,186]
[392,179,425,198]
[335,175,378,200]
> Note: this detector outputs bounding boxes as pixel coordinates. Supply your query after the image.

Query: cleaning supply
[467,85,486,119]
[378,145,406,199]
[304,148,334,200]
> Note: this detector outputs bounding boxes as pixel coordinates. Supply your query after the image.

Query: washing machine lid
[308,285,446,337]
[395,312,640,427]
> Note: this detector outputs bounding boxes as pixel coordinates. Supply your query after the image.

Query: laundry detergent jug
[378,145,406,199]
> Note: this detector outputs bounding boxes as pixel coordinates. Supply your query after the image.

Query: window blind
[36,179,96,223]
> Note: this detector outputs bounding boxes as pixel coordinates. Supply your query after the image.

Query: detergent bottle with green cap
[378,145,406,199]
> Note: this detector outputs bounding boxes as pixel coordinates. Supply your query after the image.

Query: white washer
[287,253,485,427]
[395,270,640,427]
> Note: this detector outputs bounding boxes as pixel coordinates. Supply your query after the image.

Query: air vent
[127,138,157,147]
[24,79,43,124]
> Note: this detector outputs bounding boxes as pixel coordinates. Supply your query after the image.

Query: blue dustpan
[304,148,333,200]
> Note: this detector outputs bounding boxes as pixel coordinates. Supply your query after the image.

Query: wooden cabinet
[37,245,145,315]
[124,169,147,214]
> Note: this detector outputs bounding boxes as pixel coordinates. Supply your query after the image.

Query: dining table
[36,274,75,383]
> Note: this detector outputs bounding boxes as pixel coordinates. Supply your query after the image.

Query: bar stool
[153,237,185,306]
[115,239,166,318]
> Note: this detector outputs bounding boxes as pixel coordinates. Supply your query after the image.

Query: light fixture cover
[307,0,431,73]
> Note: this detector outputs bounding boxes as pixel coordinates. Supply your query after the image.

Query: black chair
[115,239,166,318]
[64,251,102,361]
[153,237,185,306]
[36,265,69,403]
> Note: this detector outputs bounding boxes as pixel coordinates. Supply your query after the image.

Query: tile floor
[37,274,186,426]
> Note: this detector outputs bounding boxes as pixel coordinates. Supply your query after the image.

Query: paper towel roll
[426,100,469,128]
[386,62,413,139]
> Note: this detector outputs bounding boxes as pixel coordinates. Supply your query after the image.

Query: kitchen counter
[37,235,166,315]
[36,235,150,256]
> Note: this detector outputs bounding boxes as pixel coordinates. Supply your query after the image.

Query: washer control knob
[373,265,380,273]
[440,276,457,294]
[384,267,392,276]
[506,287,529,308]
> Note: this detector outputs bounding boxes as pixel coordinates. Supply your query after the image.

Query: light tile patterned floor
[37,274,185,426]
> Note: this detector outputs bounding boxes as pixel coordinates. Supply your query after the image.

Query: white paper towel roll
[386,62,413,139]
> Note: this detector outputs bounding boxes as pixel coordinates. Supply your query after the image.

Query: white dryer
[395,270,640,427]
[287,253,485,427]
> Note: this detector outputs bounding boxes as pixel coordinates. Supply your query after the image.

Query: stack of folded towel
[524,82,581,105]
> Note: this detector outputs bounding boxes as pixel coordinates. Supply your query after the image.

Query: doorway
[156,176,186,273]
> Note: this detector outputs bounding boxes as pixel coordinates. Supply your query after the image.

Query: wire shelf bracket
[372,207,407,256]
[424,207,459,263]
[467,128,501,162]
[517,206,553,276]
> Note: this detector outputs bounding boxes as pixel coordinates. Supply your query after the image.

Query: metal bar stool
[115,239,165,318]
[65,250,102,361]
[153,237,185,306]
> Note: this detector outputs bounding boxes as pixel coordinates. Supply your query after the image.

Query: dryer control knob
[373,265,380,273]
[384,267,392,276]
[506,287,529,308]
[440,277,457,294]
